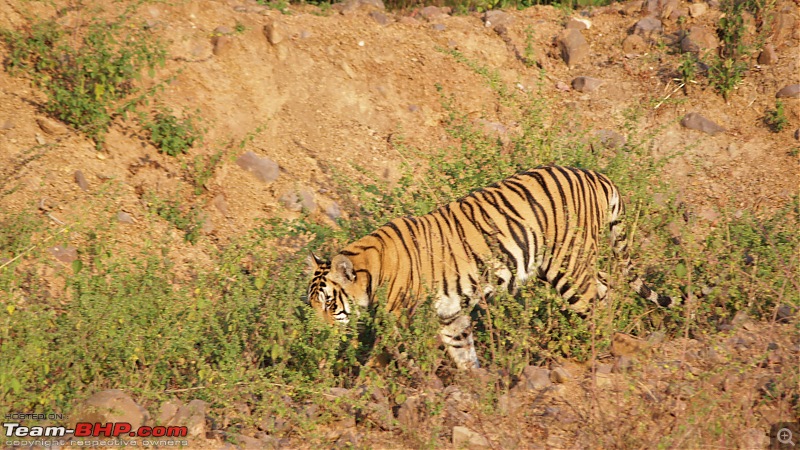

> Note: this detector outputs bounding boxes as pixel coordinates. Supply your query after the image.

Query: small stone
[776,304,797,322]
[613,355,635,373]
[156,400,181,425]
[36,116,67,135]
[73,390,150,431]
[236,151,279,183]
[326,202,342,220]
[571,76,603,92]
[633,17,662,38]
[280,187,316,212]
[431,23,445,31]
[611,332,649,356]
[795,128,800,140]
[497,393,523,415]
[566,17,591,30]
[680,26,719,56]
[558,29,589,68]
[483,10,513,29]
[117,212,135,225]
[396,395,421,429]
[420,5,449,21]
[681,112,725,135]
[168,399,207,437]
[555,80,571,91]
[214,26,232,35]
[688,2,707,17]
[74,170,88,191]
[739,428,769,449]
[594,129,626,149]
[550,367,571,383]
[212,35,232,56]
[452,426,490,448]
[595,372,614,388]
[1,119,14,130]
[369,11,391,26]
[50,245,78,263]
[776,84,800,99]
[521,366,552,390]
[213,194,228,216]
[622,34,647,53]
[263,22,284,45]
[336,430,361,447]
[35,133,46,145]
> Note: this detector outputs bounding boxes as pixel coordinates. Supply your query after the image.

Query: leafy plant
[678,52,697,94]
[764,100,787,132]
[0,10,166,148]
[144,107,203,156]
[146,194,204,244]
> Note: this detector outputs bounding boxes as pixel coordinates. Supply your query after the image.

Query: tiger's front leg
[436,295,479,369]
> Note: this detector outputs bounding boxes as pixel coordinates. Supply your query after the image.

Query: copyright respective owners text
[772,422,800,449]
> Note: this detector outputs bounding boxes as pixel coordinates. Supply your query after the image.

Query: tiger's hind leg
[438,312,479,369]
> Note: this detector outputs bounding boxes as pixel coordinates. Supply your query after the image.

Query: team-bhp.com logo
[4,421,188,438]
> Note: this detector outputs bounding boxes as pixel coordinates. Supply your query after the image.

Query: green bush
[144,108,203,156]
[0,9,166,148]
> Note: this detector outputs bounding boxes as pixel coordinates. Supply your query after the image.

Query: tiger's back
[307,166,677,369]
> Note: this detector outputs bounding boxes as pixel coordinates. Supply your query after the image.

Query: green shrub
[144,108,203,156]
[0,10,166,149]
[764,100,788,132]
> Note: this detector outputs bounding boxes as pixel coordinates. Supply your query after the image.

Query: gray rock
[157,399,182,425]
[680,26,719,56]
[740,428,769,450]
[757,43,778,65]
[1,119,15,130]
[168,399,207,437]
[612,355,635,373]
[213,194,228,216]
[74,170,88,191]
[50,245,78,263]
[214,26,232,35]
[263,22,284,45]
[73,390,150,431]
[228,433,263,449]
[611,332,649,356]
[335,430,361,448]
[558,29,589,68]
[566,17,591,30]
[794,128,800,140]
[776,84,800,98]
[594,129,626,149]
[236,151,279,182]
[550,367,572,383]
[497,393,523,415]
[772,13,796,46]
[688,2,708,17]
[571,76,603,92]
[37,116,67,136]
[776,304,797,322]
[633,17,662,38]
[681,112,725,135]
[396,395,421,429]
[117,212,135,224]
[339,0,384,15]
[622,34,647,53]
[452,426,490,448]
[420,5,449,21]
[483,10,513,29]
[325,202,342,220]
[369,11,391,26]
[431,23,446,31]
[212,35,232,56]
[521,365,552,390]
[280,187,316,212]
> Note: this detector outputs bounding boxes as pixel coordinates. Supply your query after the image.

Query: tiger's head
[306,253,367,325]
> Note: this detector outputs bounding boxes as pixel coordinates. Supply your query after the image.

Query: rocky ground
[1,0,799,447]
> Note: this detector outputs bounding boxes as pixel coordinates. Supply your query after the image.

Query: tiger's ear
[330,254,356,284]
[307,252,325,271]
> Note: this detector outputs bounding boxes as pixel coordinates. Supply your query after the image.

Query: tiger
[307,166,679,369]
